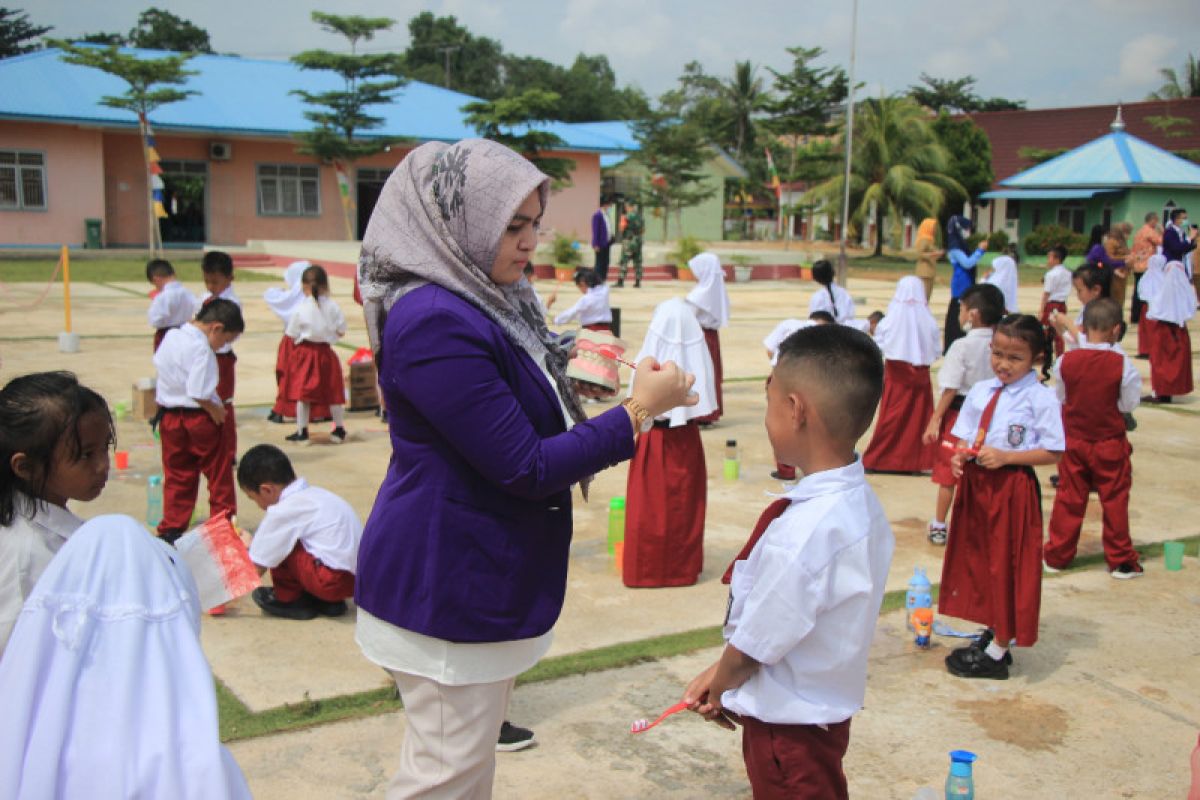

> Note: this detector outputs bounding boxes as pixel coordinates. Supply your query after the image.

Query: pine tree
[461,89,575,186]
[630,92,717,240]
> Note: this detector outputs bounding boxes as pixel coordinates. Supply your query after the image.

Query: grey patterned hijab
[358,138,587,430]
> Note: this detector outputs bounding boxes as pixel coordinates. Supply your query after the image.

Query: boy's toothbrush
[630,701,688,734]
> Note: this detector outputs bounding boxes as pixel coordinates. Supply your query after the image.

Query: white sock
[331,405,345,428]
[296,402,310,432]
[929,520,947,530]
[984,641,1008,661]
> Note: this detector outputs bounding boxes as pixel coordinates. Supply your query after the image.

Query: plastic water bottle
[906,567,933,631]
[146,475,163,528]
[607,497,625,556]
[723,439,740,480]
[945,750,976,799]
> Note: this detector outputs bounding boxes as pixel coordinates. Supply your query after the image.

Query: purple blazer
[356,285,635,643]
[591,208,611,249]
[1163,225,1197,263]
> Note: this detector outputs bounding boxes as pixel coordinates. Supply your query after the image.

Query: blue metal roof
[979,188,1123,200]
[1001,129,1200,188]
[0,48,637,154]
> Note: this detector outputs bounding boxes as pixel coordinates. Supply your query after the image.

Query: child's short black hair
[195,297,245,333]
[960,283,1005,326]
[1170,207,1187,223]
[995,314,1045,356]
[776,324,884,442]
[811,259,834,286]
[145,259,174,281]
[0,371,113,526]
[1082,297,1123,332]
[574,267,601,288]
[1048,245,1067,263]
[1072,263,1105,292]
[237,444,297,491]
[201,250,234,277]
[808,310,836,324]
[301,264,330,297]
[868,310,885,324]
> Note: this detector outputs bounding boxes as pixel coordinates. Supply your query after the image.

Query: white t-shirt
[554,285,612,326]
[763,319,811,366]
[937,327,994,395]
[248,478,362,573]
[196,287,242,354]
[153,324,219,408]
[286,295,347,344]
[1053,341,1141,414]
[0,495,83,657]
[147,280,197,330]
[1042,265,1072,303]
[722,458,894,725]
[951,371,1065,452]
[808,284,856,323]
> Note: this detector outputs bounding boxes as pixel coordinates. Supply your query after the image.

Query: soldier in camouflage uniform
[616,207,644,288]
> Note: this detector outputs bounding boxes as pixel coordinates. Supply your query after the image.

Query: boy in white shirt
[198,251,242,466]
[237,444,362,620]
[553,268,612,331]
[683,324,894,799]
[1039,245,1072,379]
[146,259,198,352]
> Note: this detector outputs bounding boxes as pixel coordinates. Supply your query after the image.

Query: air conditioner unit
[209,141,232,161]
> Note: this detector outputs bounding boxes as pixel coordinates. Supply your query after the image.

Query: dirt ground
[1,264,1197,798]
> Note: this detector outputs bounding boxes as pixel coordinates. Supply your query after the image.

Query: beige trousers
[386,671,514,800]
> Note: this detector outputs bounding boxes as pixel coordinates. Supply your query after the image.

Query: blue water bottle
[905,567,932,630]
[146,474,163,528]
[945,750,976,799]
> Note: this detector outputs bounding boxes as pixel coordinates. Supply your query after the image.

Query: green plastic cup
[723,458,740,481]
[113,401,129,420]
[1164,541,1185,571]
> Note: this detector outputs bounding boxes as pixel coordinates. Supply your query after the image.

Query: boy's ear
[787,389,807,431]
[10,452,32,482]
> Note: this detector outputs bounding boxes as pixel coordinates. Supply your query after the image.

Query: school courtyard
[1,254,1197,798]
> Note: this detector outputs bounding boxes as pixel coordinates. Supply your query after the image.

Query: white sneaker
[1043,561,1062,574]
[1110,562,1144,580]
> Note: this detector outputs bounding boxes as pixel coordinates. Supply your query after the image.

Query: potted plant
[730,254,756,283]
[552,233,582,282]
[671,235,704,281]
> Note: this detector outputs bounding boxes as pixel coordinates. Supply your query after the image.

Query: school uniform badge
[1007,424,1026,447]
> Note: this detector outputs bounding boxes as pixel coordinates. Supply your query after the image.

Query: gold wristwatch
[622,397,653,433]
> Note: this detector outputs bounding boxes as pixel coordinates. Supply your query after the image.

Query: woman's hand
[630,357,697,418]
[572,380,617,401]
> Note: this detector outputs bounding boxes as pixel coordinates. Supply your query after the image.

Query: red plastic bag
[348,347,374,365]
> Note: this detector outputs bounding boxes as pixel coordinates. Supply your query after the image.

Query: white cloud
[1116,33,1178,90]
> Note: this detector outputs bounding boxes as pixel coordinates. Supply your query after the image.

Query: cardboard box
[132,378,158,420]
[348,362,379,411]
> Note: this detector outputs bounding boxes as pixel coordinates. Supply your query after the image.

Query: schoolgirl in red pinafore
[281,266,347,440]
[265,262,332,422]
[1145,259,1196,402]
[863,276,939,473]
[686,253,730,424]
[1134,254,1166,359]
[940,323,1064,670]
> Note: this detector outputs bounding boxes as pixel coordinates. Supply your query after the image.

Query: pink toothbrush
[630,701,689,734]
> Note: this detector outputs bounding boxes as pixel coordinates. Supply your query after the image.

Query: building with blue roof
[0,47,636,247]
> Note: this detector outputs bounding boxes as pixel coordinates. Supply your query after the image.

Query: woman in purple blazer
[356,139,695,798]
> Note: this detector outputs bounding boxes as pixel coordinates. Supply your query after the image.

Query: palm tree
[722,61,765,164]
[805,95,963,256]
[1147,53,1200,100]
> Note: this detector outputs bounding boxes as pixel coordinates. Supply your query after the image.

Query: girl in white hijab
[1136,254,1167,359]
[1145,260,1197,402]
[265,260,329,424]
[862,276,940,473]
[623,298,716,587]
[985,255,1020,313]
[0,514,251,799]
[685,252,730,423]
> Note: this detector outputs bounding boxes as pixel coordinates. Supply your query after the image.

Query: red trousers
[694,328,723,423]
[741,715,851,800]
[216,351,237,464]
[1040,300,1066,360]
[271,543,355,603]
[862,361,935,473]
[1045,437,1137,570]
[157,408,236,535]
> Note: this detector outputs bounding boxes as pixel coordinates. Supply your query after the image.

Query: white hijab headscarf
[685,252,730,329]
[873,276,941,366]
[1137,253,1168,307]
[263,259,310,323]
[629,298,717,426]
[985,256,1019,313]
[1147,260,1198,325]
[0,515,251,800]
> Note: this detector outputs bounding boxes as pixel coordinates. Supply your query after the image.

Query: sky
[23,0,1197,109]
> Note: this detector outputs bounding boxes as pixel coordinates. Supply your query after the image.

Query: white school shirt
[0,495,83,658]
[286,295,347,344]
[147,280,197,330]
[196,287,241,354]
[722,458,894,725]
[554,285,612,326]
[763,319,811,365]
[1052,341,1141,414]
[248,479,362,573]
[951,371,1065,452]
[937,327,994,395]
[153,324,219,408]
[808,284,856,323]
[1042,265,1072,303]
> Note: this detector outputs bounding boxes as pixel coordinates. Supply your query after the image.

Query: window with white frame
[0,150,47,210]
[257,164,321,216]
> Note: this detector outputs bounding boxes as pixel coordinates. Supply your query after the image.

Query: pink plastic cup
[114,450,129,470]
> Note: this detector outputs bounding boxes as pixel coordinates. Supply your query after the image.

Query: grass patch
[0,259,277,283]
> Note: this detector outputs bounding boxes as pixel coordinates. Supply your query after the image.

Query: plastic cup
[1164,541,1185,571]
[113,401,129,420]
[114,450,129,470]
[723,458,740,481]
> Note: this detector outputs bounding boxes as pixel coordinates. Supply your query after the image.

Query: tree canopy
[461,89,575,186]
[71,7,213,53]
[1147,53,1200,100]
[630,90,718,239]
[908,73,1025,113]
[0,7,50,57]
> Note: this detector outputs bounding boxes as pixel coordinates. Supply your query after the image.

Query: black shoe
[331,426,347,444]
[965,629,1013,664]
[634,281,641,288]
[158,528,186,546]
[304,592,349,616]
[252,587,317,620]
[1123,412,1138,432]
[770,470,797,481]
[267,411,285,424]
[615,281,624,288]
[945,646,1009,680]
[1110,561,1144,580]
[285,428,308,443]
[496,721,536,752]
[1049,474,1060,489]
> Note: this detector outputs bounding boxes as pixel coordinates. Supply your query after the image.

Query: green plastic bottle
[607,497,626,556]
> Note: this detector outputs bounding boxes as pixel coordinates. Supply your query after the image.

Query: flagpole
[139,114,157,257]
[836,0,859,288]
